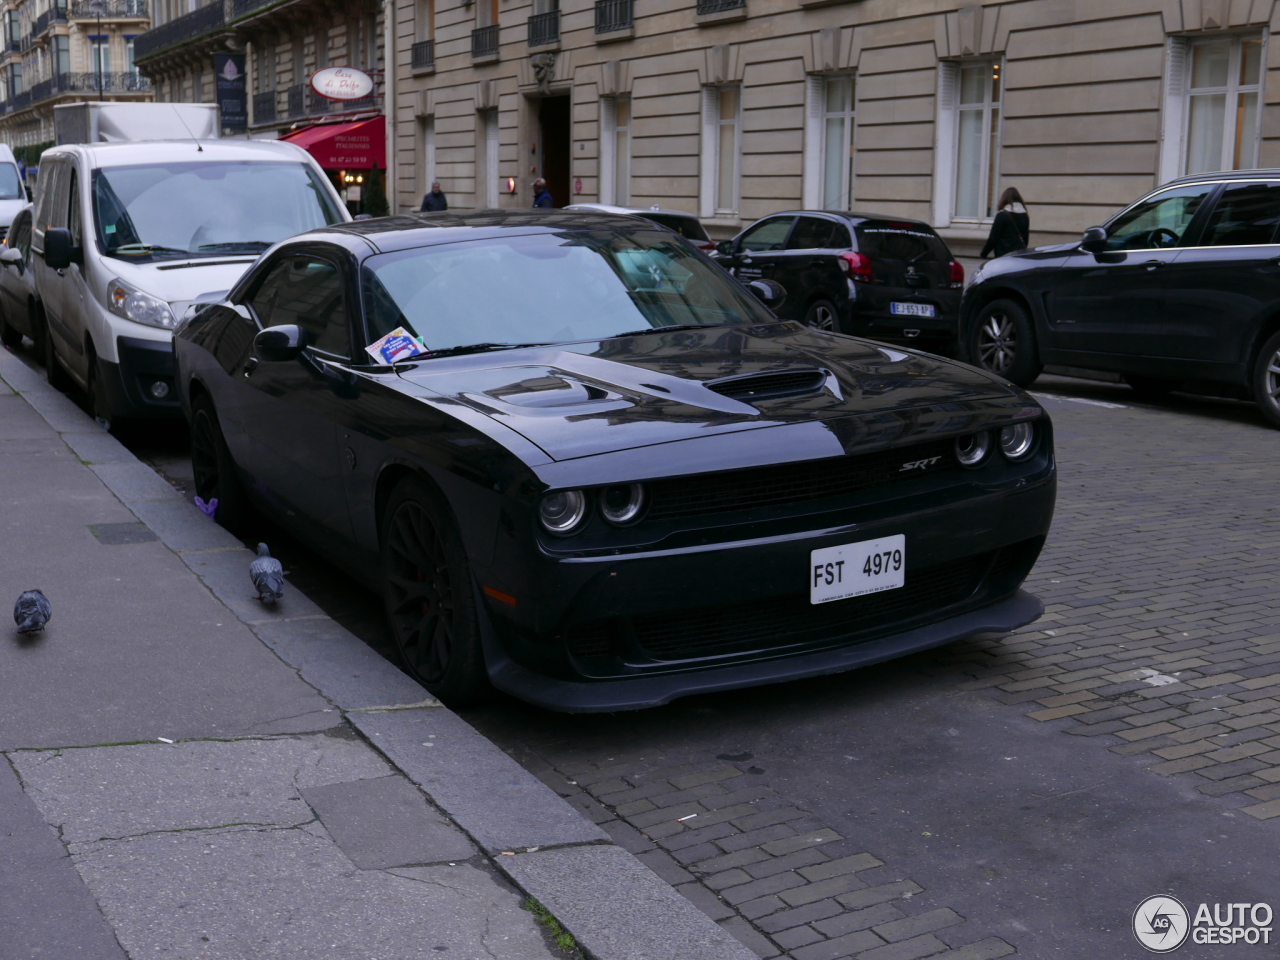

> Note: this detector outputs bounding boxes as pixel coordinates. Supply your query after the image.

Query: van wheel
[381,477,489,707]
[967,298,1042,387]
[1250,330,1280,428]
[805,299,838,332]
[189,392,252,531]
[40,309,71,392]
[86,349,114,430]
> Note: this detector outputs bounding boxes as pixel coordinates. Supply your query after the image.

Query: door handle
[809,260,826,268]
[1143,260,1166,271]
[243,357,259,377]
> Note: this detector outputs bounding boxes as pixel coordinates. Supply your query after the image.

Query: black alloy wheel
[189,393,251,531]
[968,298,1042,387]
[381,477,488,706]
[1251,330,1280,429]
[1124,374,1181,400]
[805,299,838,332]
[41,308,71,392]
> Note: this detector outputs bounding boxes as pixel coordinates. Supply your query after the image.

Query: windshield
[362,229,772,353]
[92,161,345,262]
[0,164,23,201]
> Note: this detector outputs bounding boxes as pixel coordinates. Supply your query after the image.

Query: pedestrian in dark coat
[980,187,1030,259]
[420,182,448,212]
[532,178,554,208]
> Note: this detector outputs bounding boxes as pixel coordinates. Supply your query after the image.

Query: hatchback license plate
[890,302,936,318]
[810,535,906,605]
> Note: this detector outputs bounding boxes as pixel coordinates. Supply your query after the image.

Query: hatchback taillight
[949,260,965,288]
[838,251,874,283]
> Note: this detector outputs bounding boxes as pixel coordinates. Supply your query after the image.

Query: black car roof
[1161,168,1280,188]
[305,210,659,253]
[752,210,936,229]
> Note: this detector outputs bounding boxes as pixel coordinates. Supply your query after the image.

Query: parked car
[175,210,1055,712]
[712,211,965,355]
[0,145,29,243]
[33,138,349,427]
[0,204,37,349]
[961,170,1280,427]
[563,203,716,251]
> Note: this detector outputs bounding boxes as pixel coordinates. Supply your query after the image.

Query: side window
[250,254,349,357]
[1103,184,1216,251]
[738,216,795,252]
[35,161,64,235]
[14,213,32,262]
[787,216,841,250]
[1199,182,1280,247]
[67,171,81,244]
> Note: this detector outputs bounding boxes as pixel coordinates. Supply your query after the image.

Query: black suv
[713,211,965,354]
[961,170,1280,427]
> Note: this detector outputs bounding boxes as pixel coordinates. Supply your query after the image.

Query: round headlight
[1000,422,1036,460]
[539,490,587,535]
[955,431,991,468]
[600,483,645,525]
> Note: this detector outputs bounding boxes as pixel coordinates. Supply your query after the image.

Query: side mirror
[0,247,23,273]
[43,227,80,270]
[715,240,734,256]
[1080,226,1107,253]
[745,279,786,309]
[253,324,306,362]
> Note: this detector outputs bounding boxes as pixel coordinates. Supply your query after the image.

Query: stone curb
[0,348,756,960]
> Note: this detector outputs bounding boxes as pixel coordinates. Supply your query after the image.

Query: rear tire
[1124,374,1180,400]
[967,298,1042,387]
[804,299,838,332]
[189,392,252,532]
[381,477,489,707]
[1250,330,1280,429]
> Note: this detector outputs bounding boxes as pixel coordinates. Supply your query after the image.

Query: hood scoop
[705,368,827,403]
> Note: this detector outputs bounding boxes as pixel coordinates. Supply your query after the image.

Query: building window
[124,36,137,75]
[478,109,498,207]
[1186,36,1262,174]
[416,0,433,41]
[600,96,630,205]
[818,75,855,210]
[89,35,109,75]
[54,35,69,76]
[701,85,740,218]
[953,61,1001,220]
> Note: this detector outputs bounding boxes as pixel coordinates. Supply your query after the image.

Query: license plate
[891,302,936,318]
[810,535,906,605]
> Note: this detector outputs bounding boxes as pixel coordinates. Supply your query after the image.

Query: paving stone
[756,899,846,934]
[759,828,841,856]
[873,909,964,943]
[720,871,808,905]
[719,916,783,959]
[780,873,871,907]
[790,929,885,960]
[744,847,829,880]
[837,880,924,911]
[813,903,908,938]
[857,934,949,960]
[798,853,885,882]
[933,938,1015,959]
[774,925,824,949]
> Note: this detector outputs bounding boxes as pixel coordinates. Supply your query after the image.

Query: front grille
[645,440,956,522]
[706,369,826,402]
[566,547,1004,664]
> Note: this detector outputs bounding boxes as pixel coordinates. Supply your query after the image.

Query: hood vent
[705,369,827,403]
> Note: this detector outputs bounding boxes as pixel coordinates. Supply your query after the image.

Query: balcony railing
[594,0,631,32]
[695,0,742,12]
[132,1,225,60]
[411,38,433,70]
[527,9,558,46]
[230,0,276,19]
[10,89,30,109]
[70,0,147,16]
[5,39,21,53]
[30,7,67,40]
[252,89,275,123]
[19,71,149,106]
[471,23,498,57]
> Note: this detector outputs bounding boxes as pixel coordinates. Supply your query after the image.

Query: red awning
[281,115,385,170]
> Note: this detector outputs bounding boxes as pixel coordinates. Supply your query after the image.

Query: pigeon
[250,543,284,605]
[14,590,51,634]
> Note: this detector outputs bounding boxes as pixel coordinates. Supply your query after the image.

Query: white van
[34,138,348,424]
[0,145,28,241]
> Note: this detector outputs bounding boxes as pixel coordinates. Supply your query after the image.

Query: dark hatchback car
[713,211,965,354]
[175,211,1055,712]
[961,170,1280,427]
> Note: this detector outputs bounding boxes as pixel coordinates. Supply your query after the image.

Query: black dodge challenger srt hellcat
[175,211,1056,712]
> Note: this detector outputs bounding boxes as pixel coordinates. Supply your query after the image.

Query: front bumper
[482,588,1043,712]
[98,335,181,420]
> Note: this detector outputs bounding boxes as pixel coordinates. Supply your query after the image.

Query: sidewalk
[0,348,755,960]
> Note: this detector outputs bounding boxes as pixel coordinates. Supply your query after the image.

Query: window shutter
[600,97,617,204]
[803,75,824,209]
[931,61,959,227]
[1159,36,1189,184]
[699,86,719,219]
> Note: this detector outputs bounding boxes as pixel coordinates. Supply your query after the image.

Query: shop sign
[311,67,375,101]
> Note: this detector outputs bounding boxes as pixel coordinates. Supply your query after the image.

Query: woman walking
[980,187,1030,258]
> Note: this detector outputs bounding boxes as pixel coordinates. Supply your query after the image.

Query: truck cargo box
[54,102,220,145]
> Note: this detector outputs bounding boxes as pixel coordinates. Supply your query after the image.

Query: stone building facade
[387,0,1280,249]
[0,0,151,151]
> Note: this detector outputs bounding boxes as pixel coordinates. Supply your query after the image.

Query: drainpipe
[383,0,395,212]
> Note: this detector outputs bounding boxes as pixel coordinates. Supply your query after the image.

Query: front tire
[804,299,838,332]
[381,477,488,706]
[1251,330,1280,428]
[967,298,1042,387]
[189,392,251,531]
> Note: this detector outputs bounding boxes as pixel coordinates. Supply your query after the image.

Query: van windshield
[0,164,23,201]
[92,161,345,262]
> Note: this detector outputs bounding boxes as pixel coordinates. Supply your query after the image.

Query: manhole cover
[88,522,159,545]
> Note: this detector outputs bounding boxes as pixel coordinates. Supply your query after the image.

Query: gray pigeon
[14,589,51,634]
[250,544,284,605]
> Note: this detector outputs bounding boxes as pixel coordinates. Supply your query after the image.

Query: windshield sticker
[367,327,428,364]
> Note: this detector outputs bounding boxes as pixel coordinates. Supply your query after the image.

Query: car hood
[105,257,258,310]
[395,322,1020,461]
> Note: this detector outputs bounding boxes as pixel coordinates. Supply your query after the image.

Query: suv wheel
[805,299,838,332]
[968,298,1042,387]
[1251,330,1280,428]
